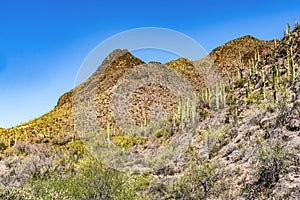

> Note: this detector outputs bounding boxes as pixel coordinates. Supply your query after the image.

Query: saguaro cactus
[246,78,252,98]
[261,70,266,100]
[222,84,226,108]
[215,84,220,110]
[272,65,278,103]
[291,51,296,86]
[107,122,111,143]
[286,48,291,81]
[234,106,238,127]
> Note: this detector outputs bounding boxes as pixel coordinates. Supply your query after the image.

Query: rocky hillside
[0,24,299,199]
[209,35,275,84]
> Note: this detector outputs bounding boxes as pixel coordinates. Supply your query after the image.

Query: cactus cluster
[177,95,198,130]
[200,82,226,111]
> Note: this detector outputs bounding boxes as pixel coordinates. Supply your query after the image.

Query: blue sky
[0,0,300,127]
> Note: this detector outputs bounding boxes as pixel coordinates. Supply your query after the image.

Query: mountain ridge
[0,24,300,199]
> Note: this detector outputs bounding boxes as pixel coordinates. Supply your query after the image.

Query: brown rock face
[165,58,206,92]
[56,90,73,107]
[128,83,178,126]
[209,35,274,83]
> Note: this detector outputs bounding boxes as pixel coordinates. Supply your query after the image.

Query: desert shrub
[30,158,144,200]
[256,140,287,188]
[168,158,218,199]
[235,78,245,88]
[153,128,173,144]
[0,139,7,152]
[199,107,210,120]
[242,139,289,198]
[0,145,56,187]
[111,135,147,149]
[243,92,261,105]
[198,126,229,158]
[0,186,40,200]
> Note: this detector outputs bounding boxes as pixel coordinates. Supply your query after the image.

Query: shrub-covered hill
[0,24,300,199]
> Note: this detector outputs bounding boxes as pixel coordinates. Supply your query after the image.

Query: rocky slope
[210,35,276,85]
[0,24,299,199]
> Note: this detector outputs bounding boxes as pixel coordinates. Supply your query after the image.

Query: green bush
[29,158,145,200]
[168,158,218,199]
[242,139,289,198]
[0,186,39,200]
[235,78,245,88]
[257,140,287,188]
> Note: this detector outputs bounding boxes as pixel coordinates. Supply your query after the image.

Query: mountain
[209,35,275,84]
[0,24,299,199]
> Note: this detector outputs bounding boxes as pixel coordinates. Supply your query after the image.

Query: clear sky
[0,0,300,127]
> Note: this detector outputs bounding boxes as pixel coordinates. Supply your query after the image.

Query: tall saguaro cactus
[261,70,266,100]
[291,50,296,86]
[234,106,238,127]
[272,65,278,103]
